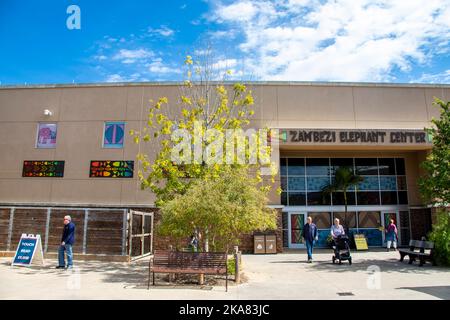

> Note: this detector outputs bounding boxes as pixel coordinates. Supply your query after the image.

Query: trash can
[265,234,277,254]
[254,234,266,254]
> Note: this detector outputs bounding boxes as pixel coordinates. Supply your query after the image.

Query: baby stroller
[332,235,352,265]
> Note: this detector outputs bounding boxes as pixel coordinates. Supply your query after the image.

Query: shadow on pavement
[2,259,232,290]
[397,286,450,300]
[304,258,444,274]
[267,256,447,275]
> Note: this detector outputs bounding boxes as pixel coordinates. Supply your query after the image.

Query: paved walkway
[1,249,449,300]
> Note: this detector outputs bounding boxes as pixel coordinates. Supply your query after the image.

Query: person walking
[385,219,398,252]
[302,216,318,263]
[188,233,199,252]
[56,215,75,269]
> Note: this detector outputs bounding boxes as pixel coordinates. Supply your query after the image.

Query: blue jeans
[58,244,73,267]
[305,240,314,260]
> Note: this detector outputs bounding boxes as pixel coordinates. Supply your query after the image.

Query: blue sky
[1,0,450,85]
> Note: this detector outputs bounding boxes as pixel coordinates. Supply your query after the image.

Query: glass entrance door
[288,212,306,248]
[382,211,400,245]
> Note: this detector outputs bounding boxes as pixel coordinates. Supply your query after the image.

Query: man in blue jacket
[56,215,75,269]
[302,216,318,263]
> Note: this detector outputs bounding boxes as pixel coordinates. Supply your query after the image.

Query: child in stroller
[332,234,352,265]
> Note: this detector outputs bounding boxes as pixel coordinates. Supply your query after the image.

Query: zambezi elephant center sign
[279,129,432,147]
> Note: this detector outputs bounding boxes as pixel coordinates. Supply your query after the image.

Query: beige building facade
[0,82,448,254]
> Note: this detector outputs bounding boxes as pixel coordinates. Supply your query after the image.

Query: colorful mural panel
[103,122,125,148]
[22,161,65,177]
[90,160,133,178]
[36,123,57,148]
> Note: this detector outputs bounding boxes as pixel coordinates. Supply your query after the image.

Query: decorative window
[103,122,125,148]
[22,161,65,177]
[90,160,134,178]
[36,123,57,148]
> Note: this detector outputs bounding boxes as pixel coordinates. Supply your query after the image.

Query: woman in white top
[331,218,345,239]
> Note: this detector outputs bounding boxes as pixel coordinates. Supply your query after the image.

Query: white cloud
[413,70,450,84]
[213,58,238,70]
[148,25,175,37]
[148,59,182,74]
[113,49,154,60]
[210,0,450,81]
[106,73,142,82]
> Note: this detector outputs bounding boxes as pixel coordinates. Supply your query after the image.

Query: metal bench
[399,240,435,266]
[148,250,228,291]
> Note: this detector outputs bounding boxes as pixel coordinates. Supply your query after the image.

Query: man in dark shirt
[56,215,75,269]
[302,216,318,263]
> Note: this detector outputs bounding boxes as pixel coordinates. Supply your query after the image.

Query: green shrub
[227,257,236,275]
[429,210,450,266]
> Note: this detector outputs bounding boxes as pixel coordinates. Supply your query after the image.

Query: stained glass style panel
[90,160,134,178]
[290,214,304,244]
[22,160,64,177]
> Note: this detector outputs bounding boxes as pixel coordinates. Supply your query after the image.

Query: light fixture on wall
[44,109,53,116]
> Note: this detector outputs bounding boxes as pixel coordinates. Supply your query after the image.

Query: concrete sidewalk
[1,249,449,300]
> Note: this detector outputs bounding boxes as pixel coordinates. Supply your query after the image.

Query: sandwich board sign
[354,234,369,251]
[11,234,45,267]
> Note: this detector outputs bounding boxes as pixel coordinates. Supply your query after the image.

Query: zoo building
[0,81,447,259]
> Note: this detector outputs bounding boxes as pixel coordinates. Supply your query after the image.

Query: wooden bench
[148,250,228,291]
[399,240,436,266]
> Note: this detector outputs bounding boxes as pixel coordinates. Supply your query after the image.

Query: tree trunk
[199,228,209,285]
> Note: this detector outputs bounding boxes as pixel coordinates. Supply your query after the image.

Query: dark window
[398,191,408,204]
[307,192,331,206]
[282,212,289,247]
[355,158,378,175]
[395,158,406,175]
[378,158,396,175]
[289,192,306,206]
[281,192,287,205]
[289,177,306,191]
[332,192,356,206]
[288,158,305,175]
[357,191,380,205]
[381,191,398,205]
[397,176,407,190]
[307,176,330,191]
[331,158,354,174]
[306,158,330,175]
[280,176,287,191]
[280,158,287,176]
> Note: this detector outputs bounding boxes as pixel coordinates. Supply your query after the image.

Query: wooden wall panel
[10,209,47,251]
[85,210,124,255]
[0,208,11,250]
[47,209,85,253]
